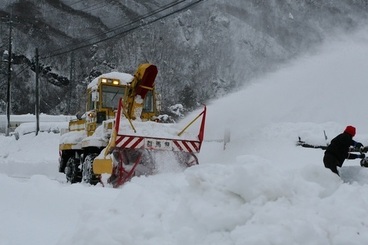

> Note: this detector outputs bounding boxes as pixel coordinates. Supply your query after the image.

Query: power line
[41,0,204,60]
[69,0,92,6]
[78,0,115,13]
[12,64,29,78]
[69,0,87,7]
[68,1,115,14]
[42,0,190,58]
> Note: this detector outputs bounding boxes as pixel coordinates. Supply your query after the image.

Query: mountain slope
[0,0,367,117]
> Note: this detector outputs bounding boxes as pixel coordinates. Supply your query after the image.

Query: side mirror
[75,112,83,120]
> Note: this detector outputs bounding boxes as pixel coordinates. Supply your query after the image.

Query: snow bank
[2,28,368,245]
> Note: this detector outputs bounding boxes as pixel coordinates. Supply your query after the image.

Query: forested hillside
[0,0,367,116]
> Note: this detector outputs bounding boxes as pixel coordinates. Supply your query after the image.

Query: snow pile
[0,114,73,134]
[1,28,368,244]
[87,71,134,89]
[14,121,68,137]
[118,115,203,140]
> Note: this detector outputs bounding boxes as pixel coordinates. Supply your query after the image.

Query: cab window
[102,86,125,109]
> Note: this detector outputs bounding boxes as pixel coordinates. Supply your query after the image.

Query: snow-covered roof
[87,72,134,89]
[0,113,74,123]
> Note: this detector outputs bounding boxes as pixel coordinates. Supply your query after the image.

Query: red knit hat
[344,125,356,136]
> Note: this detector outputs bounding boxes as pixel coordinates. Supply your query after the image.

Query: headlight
[88,112,94,118]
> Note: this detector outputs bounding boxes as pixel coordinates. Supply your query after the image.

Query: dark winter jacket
[324,132,356,167]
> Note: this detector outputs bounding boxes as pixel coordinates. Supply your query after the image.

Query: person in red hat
[323,125,365,175]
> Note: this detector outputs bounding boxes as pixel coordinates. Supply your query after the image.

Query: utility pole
[35,48,40,136]
[5,19,12,136]
[68,51,75,114]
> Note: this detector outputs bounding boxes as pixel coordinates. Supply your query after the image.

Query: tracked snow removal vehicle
[59,63,206,187]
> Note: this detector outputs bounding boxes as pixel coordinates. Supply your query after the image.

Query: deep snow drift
[2,29,368,245]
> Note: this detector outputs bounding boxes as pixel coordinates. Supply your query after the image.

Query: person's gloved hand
[360,154,366,159]
[356,142,364,149]
[361,158,368,167]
